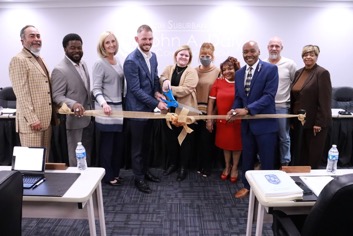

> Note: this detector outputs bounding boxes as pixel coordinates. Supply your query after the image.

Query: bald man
[227,41,279,198]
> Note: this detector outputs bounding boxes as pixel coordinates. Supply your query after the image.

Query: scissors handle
[163,89,179,108]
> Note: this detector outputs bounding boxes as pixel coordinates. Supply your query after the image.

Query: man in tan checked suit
[9,25,54,160]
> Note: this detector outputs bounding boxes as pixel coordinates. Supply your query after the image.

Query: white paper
[300,176,334,196]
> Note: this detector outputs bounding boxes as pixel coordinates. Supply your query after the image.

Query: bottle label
[76,151,86,159]
[328,154,338,160]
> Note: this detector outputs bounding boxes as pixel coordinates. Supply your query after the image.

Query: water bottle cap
[332,144,337,148]
[77,142,82,145]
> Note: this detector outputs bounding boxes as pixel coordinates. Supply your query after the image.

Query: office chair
[0,86,16,108]
[331,87,353,112]
[272,173,353,236]
[0,170,23,236]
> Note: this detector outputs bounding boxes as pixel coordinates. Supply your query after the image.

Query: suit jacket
[232,59,279,135]
[290,64,332,129]
[123,48,160,112]
[9,48,52,133]
[160,65,199,110]
[51,57,91,130]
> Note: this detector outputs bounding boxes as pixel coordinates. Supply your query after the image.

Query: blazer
[232,59,279,135]
[290,64,332,129]
[123,48,160,112]
[51,57,91,130]
[160,65,199,110]
[9,48,52,133]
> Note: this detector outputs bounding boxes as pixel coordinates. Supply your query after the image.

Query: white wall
[1,3,353,88]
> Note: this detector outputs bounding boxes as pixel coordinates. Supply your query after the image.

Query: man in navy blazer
[227,41,279,198]
[123,25,168,194]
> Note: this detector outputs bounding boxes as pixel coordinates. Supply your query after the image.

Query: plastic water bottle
[326,144,339,173]
[75,142,87,170]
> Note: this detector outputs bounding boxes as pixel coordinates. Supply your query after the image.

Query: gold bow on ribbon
[165,108,195,145]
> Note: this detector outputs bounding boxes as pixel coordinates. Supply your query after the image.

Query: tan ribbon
[58,103,306,145]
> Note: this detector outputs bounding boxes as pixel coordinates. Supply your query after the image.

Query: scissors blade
[177,103,203,114]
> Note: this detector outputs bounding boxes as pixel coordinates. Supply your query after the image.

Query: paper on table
[300,176,334,197]
[331,108,345,117]
[1,108,16,114]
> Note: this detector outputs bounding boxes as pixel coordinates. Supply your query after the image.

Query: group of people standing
[9,24,332,197]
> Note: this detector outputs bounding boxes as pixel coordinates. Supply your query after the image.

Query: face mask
[200,56,212,67]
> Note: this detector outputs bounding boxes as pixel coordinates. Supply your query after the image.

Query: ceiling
[1,0,353,8]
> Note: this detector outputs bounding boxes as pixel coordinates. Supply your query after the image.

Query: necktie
[245,66,253,96]
[75,64,88,90]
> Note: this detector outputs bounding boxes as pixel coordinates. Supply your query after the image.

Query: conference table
[245,169,353,236]
[0,166,106,236]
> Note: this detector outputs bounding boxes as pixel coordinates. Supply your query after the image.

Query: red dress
[209,78,242,151]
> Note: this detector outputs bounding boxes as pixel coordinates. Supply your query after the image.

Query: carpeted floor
[22,168,274,236]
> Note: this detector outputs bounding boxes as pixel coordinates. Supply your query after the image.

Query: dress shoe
[201,169,210,178]
[163,165,177,176]
[220,166,232,180]
[134,180,152,194]
[176,168,187,181]
[115,176,124,182]
[254,162,261,170]
[235,188,250,199]
[230,170,238,183]
[145,171,161,183]
[230,175,238,183]
[108,179,122,186]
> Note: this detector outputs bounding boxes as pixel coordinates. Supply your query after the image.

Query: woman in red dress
[206,56,242,183]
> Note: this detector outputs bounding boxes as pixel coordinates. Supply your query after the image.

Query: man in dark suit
[123,25,168,194]
[51,33,92,167]
[227,41,279,198]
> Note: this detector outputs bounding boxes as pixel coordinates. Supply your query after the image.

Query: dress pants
[241,130,277,189]
[163,123,195,169]
[66,123,93,167]
[126,119,153,181]
[99,131,124,182]
[195,120,217,171]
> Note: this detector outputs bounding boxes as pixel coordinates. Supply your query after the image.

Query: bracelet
[162,79,168,83]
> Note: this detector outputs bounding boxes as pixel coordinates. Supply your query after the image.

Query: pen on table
[32,178,46,190]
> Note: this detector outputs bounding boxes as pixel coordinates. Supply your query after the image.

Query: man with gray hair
[265,36,297,166]
[9,25,55,160]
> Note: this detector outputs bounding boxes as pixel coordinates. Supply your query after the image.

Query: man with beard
[265,36,297,167]
[9,25,54,160]
[51,33,93,167]
[123,25,168,193]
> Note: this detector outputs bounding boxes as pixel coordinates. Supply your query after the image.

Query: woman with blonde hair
[160,45,199,181]
[92,31,125,186]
